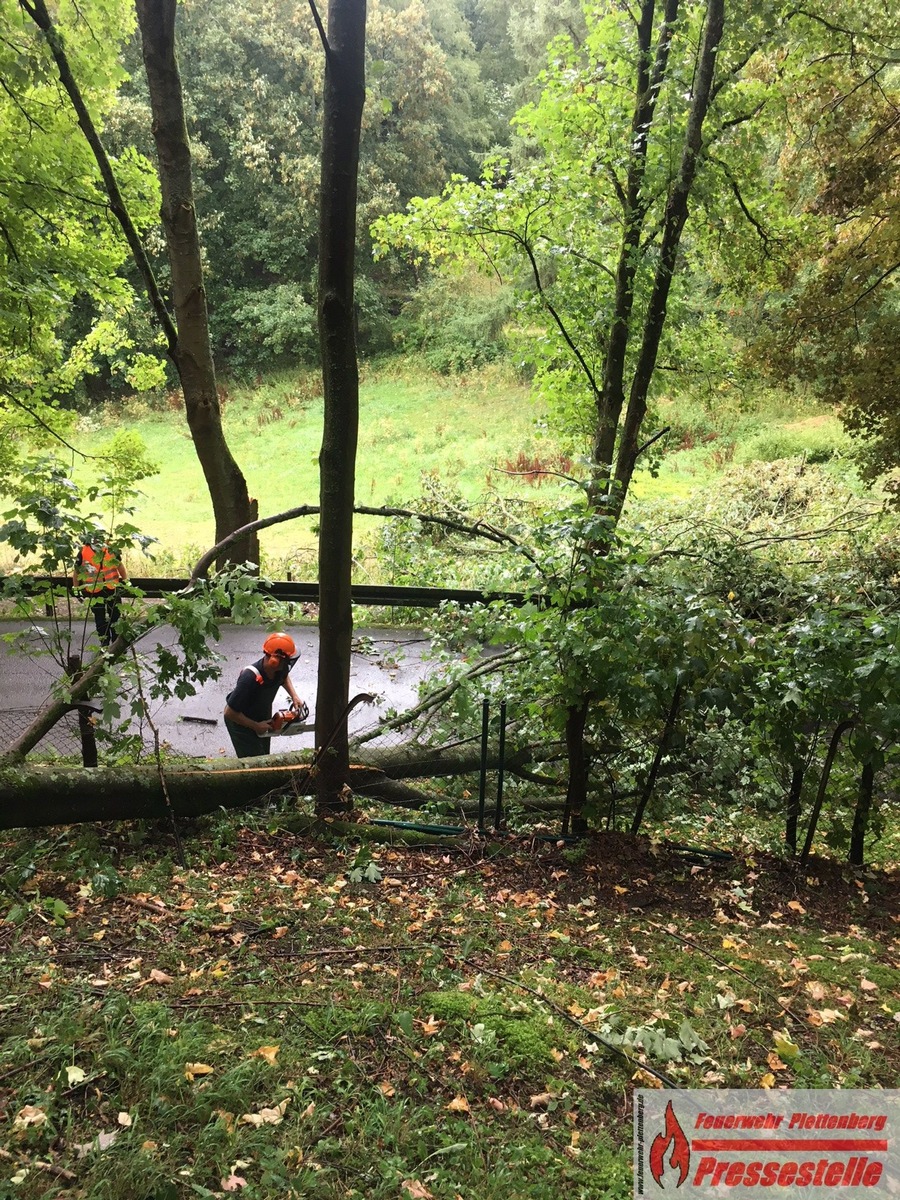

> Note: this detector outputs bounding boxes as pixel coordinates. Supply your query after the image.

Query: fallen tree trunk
[346,744,538,779]
[0,744,542,830]
[0,753,380,829]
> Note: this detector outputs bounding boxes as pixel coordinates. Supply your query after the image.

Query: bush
[217,283,318,372]
[736,425,850,464]
[397,275,513,373]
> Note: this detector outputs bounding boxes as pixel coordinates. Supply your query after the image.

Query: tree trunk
[631,680,683,835]
[135,0,258,567]
[0,744,536,830]
[561,702,590,836]
[0,756,369,829]
[849,759,875,867]
[785,762,804,855]
[610,0,725,511]
[799,719,854,866]
[314,0,367,813]
[67,654,98,768]
[591,0,680,490]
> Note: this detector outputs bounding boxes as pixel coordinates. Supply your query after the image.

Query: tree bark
[135,0,258,566]
[630,680,683,835]
[314,0,367,813]
[592,0,681,490]
[561,702,590,836]
[0,744,537,830]
[610,0,725,511]
[785,762,804,855]
[20,0,256,567]
[849,758,875,867]
[66,654,98,768]
[799,719,854,866]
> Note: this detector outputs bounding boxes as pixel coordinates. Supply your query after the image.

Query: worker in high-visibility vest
[72,541,127,647]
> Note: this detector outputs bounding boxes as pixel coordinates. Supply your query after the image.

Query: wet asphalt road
[0,620,435,759]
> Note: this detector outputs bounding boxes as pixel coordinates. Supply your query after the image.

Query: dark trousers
[225,718,270,759]
[90,595,121,646]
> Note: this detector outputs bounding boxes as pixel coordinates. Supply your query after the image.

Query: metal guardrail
[1,576,530,609]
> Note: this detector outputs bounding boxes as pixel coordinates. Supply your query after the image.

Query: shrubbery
[395,276,513,373]
[735,425,851,464]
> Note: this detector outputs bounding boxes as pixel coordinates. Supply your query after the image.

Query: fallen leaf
[378,1081,396,1097]
[221,1175,248,1192]
[65,1065,87,1085]
[239,1098,290,1127]
[773,1033,799,1060]
[760,1073,776,1089]
[401,1181,434,1199]
[530,1092,553,1110]
[787,900,806,914]
[249,1045,280,1064]
[149,969,174,985]
[860,979,879,992]
[446,1095,470,1113]
[418,1015,442,1036]
[184,1062,215,1081]
[13,1105,48,1132]
[74,1130,119,1158]
[117,1112,132,1128]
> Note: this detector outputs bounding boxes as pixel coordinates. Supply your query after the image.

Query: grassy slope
[0,819,896,1199]
[75,366,567,573]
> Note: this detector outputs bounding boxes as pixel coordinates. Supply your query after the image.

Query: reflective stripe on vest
[75,545,121,594]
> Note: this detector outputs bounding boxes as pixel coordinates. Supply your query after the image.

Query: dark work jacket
[226,657,291,723]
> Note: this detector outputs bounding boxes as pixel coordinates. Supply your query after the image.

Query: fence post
[494,700,507,831]
[477,698,490,832]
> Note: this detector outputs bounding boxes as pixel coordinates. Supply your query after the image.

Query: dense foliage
[0,0,159,442]
[372,458,900,864]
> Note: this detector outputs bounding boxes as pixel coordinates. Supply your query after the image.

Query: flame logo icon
[649,1100,690,1188]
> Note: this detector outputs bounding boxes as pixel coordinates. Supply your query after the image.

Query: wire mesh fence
[0,708,85,757]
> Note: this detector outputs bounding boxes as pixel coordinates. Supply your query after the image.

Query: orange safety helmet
[263,632,296,657]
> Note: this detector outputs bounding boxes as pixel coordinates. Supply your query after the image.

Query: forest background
[1,0,900,844]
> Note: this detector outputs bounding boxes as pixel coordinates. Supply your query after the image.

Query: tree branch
[306,0,330,56]
[189,502,539,582]
[18,0,178,354]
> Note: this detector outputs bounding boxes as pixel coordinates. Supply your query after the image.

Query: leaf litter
[0,823,896,1197]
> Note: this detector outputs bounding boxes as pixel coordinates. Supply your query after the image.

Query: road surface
[0,620,436,759]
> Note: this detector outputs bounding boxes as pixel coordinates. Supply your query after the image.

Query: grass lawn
[0,816,896,1198]
[71,366,569,575]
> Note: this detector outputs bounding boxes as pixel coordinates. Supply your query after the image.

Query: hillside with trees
[0,1,899,1195]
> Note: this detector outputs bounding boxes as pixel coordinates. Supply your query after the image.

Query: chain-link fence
[0,708,85,756]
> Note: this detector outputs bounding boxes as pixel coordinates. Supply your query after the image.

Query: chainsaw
[265,702,311,735]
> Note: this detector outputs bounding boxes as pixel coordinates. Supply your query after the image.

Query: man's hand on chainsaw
[291,700,309,722]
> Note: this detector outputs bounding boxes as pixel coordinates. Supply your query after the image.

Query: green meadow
[65,364,851,576]
[74,365,571,575]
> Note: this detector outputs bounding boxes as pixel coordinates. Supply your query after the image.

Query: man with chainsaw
[72,540,128,647]
[223,632,309,758]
